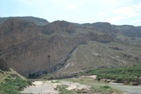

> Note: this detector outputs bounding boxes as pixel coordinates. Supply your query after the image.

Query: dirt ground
[21,80,90,94]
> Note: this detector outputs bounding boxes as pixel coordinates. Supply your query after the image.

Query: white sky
[0,0,141,26]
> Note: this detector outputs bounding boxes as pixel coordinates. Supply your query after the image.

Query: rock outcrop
[0,58,9,71]
[0,16,49,26]
[0,18,87,77]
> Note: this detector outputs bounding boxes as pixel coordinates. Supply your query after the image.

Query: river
[109,83,141,94]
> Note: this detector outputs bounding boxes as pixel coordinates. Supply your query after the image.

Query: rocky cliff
[0,58,9,71]
[0,17,141,78]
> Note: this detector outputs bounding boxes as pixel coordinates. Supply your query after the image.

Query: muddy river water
[109,83,141,94]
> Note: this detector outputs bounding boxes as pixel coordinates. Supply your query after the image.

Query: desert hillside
[0,17,141,78]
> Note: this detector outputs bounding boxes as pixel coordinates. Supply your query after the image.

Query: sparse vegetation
[56,84,114,94]
[63,77,122,94]
[0,68,32,94]
[90,85,113,94]
[55,85,75,94]
[55,41,141,77]
[0,78,32,94]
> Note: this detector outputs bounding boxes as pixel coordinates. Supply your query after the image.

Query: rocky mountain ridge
[0,16,49,26]
[0,16,141,77]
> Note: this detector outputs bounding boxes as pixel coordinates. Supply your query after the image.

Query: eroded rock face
[0,17,141,78]
[115,25,141,37]
[0,58,9,71]
[0,18,87,77]
[0,18,41,50]
[41,20,76,35]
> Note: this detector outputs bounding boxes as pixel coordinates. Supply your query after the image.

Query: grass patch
[0,68,32,94]
[65,77,123,94]
[0,68,26,82]
[0,78,32,94]
[55,85,75,94]
[90,85,113,93]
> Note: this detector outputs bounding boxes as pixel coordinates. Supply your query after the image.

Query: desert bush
[85,65,141,84]
[0,78,31,94]
[56,85,74,94]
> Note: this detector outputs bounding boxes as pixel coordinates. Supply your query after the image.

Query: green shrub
[100,85,111,89]
[56,85,74,94]
[99,85,112,92]
[0,78,31,94]
[85,65,141,84]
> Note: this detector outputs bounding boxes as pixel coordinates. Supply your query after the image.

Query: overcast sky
[0,0,141,26]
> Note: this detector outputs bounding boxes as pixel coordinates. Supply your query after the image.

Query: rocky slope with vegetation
[0,16,141,78]
[0,66,31,93]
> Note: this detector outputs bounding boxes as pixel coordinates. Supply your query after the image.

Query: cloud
[97,12,108,17]
[66,0,89,10]
[15,0,50,8]
[109,7,135,15]
[134,19,141,23]
[104,4,141,23]
[101,0,118,6]
[7,0,141,25]
[134,4,141,11]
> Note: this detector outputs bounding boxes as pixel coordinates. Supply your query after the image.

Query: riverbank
[109,82,141,94]
[22,80,116,94]
[21,81,59,94]
[22,76,141,94]
[21,77,119,94]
